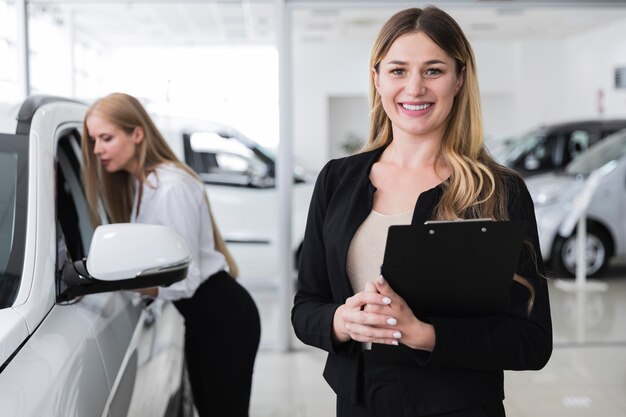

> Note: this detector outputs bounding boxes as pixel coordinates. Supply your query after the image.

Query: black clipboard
[380,219,527,318]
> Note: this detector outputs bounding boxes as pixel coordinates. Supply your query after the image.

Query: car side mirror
[246,162,274,188]
[58,223,191,302]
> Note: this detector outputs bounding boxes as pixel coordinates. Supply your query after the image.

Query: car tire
[552,225,611,278]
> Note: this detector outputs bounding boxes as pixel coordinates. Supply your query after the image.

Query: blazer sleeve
[416,174,553,370]
[291,161,358,355]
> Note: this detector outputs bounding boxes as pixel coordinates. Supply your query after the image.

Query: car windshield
[495,130,544,165]
[0,134,28,309]
[565,129,626,176]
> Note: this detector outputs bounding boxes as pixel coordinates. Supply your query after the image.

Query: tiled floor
[248,261,626,417]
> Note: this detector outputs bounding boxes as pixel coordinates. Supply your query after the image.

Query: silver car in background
[526,128,626,277]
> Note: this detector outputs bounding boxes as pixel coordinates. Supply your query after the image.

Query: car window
[566,130,626,175]
[56,130,94,261]
[600,127,625,139]
[0,133,28,309]
[528,134,559,169]
[500,130,541,165]
[185,132,271,187]
[563,129,590,165]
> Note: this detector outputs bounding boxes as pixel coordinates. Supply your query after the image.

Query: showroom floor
[246,261,626,417]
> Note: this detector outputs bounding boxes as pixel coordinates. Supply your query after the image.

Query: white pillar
[575,213,586,287]
[66,8,76,98]
[276,0,294,352]
[16,0,30,98]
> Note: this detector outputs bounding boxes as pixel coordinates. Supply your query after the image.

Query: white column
[16,0,30,98]
[66,8,76,98]
[276,0,294,352]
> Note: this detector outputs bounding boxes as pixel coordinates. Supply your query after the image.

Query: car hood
[524,172,585,207]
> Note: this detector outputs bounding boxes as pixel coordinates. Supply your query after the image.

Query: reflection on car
[526,128,626,277]
[493,119,626,178]
[0,95,194,417]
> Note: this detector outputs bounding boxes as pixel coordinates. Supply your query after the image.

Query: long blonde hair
[81,92,238,278]
[366,7,536,309]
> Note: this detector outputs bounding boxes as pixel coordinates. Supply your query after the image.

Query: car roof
[536,119,626,132]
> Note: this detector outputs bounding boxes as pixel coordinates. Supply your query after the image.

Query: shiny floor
[248,261,626,417]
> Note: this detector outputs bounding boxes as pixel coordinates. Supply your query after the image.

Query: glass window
[0,133,28,309]
[564,129,590,164]
[187,131,270,186]
[566,130,626,176]
[525,134,558,170]
[56,131,94,261]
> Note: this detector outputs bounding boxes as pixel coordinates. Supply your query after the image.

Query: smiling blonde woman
[292,7,552,417]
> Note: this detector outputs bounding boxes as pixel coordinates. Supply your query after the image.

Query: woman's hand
[137,287,158,298]
[332,281,403,346]
[369,275,436,351]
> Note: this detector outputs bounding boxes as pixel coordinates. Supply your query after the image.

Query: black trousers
[336,353,505,417]
[174,270,261,417]
[338,397,505,417]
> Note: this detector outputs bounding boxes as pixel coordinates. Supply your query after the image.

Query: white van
[155,115,315,287]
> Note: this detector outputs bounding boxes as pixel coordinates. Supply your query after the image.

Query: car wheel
[552,225,611,278]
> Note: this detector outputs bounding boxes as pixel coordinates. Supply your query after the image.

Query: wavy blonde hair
[365,7,536,310]
[81,92,238,278]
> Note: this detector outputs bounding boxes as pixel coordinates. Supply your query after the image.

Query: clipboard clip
[423,218,494,234]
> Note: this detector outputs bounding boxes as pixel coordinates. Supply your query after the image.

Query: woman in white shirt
[81,92,261,417]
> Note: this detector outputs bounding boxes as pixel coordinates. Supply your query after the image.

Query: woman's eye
[425,68,442,76]
[391,68,405,76]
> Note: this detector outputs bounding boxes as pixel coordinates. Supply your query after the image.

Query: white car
[526,128,626,277]
[0,95,194,417]
[156,115,315,286]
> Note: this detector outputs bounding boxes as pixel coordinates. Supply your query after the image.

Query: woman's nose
[405,72,426,96]
[93,139,103,155]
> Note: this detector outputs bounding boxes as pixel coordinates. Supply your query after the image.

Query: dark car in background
[493,119,626,177]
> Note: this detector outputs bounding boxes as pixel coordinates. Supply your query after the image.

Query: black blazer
[291,147,552,415]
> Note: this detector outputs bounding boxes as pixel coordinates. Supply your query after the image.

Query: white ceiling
[28,1,626,47]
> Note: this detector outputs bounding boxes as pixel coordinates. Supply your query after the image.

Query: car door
[619,160,626,258]
[55,128,186,417]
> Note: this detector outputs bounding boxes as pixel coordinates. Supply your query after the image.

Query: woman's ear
[455,67,465,95]
[133,126,145,144]
[372,67,380,91]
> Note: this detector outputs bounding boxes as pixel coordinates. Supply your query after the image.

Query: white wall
[512,39,569,131]
[293,39,372,172]
[472,40,519,140]
[563,18,626,121]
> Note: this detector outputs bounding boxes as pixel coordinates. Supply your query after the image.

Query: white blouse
[131,163,227,301]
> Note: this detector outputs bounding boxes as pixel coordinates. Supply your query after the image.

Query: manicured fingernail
[382,297,391,304]
[377,275,384,284]
[392,332,402,339]
[386,318,397,325]
[391,340,398,346]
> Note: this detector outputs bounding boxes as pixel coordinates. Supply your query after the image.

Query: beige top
[347,209,413,349]
[347,209,413,292]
